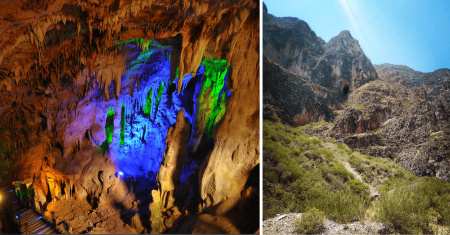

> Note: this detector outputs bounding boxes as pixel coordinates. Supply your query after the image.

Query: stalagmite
[149,109,191,234]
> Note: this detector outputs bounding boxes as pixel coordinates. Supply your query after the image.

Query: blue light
[29,216,42,223]
[9,190,12,192]
[16,216,18,219]
[106,41,231,185]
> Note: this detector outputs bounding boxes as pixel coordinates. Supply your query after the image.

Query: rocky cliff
[263,54,333,125]
[263,3,377,125]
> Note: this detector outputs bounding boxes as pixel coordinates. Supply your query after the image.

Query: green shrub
[263,120,371,223]
[293,207,325,234]
[376,177,450,234]
[264,172,278,183]
[347,179,368,195]
[337,143,351,152]
[325,138,337,143]
[311,189,369,223]
[329,165,354,182]
[303,137,324,148]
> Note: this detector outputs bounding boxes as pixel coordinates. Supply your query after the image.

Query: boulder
[89,123,106,145]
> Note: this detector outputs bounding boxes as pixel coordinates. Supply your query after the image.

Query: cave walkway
[2,189,61,234]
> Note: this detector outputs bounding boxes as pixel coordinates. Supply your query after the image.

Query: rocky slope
[263,3,378,125]
[329,79,450,181]
[375,63,450,101]
[0,0,260,233]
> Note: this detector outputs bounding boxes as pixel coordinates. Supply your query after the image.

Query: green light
[144,88,153,117]
[120,102,125,146]
[199,58,229,140]
[101,106,115,152]
[156,81,165,111]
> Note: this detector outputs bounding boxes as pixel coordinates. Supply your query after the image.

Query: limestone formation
[0,0,259,233]
[150,109,191,234]
[89,123,106,145]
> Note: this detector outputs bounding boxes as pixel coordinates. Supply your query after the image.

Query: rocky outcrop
[375,64,450,101]
[263,4,377,125]
[329,80,450,181]
[374,63,423,87]
[89,123,106,145]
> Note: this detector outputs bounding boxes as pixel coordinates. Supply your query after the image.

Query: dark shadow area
[168,164,260,234]
[46,183,52,203]
[224,163,260,234]
[342,81,350,96]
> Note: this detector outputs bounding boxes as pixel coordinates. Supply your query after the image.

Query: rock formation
[263,3,377,125]
[0,0,260,233]
[375,63,450,101]
[328,76,450,181]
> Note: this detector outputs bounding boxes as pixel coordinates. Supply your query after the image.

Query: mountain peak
[337,30,353,38]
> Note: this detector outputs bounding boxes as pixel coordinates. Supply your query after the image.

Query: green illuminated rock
[199,58,229,140]
[144,88,153,117]
[120,102,126,146]
[101,107,115,152]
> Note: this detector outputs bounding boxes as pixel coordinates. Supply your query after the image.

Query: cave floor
[46,197,137,234]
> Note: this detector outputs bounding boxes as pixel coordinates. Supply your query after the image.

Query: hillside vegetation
[263,120,450,234]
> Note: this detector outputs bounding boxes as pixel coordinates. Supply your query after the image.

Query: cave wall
[0,0,259,232]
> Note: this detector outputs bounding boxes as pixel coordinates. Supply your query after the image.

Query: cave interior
[0,0,260,234]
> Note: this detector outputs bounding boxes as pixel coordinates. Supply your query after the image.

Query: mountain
[375,63,450,101]
[263,2,450,233]
[263,3,378,125]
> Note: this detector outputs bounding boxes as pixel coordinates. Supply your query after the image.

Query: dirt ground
[46,197,137,234]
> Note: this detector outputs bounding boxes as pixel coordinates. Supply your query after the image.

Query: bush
[263,120,372,221]
[311,189,369,223]
[337,143,351,152]
[264,172,278,183]
[347,179,368,195]
[376,177,450,234]
[293,207,325,234]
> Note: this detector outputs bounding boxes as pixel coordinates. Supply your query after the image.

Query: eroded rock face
[263,54,333,125]
[328,80,450,181]
[375,64,450,101]
[263,3,377,125]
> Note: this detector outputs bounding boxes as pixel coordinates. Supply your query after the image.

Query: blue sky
[264,0,450,73]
